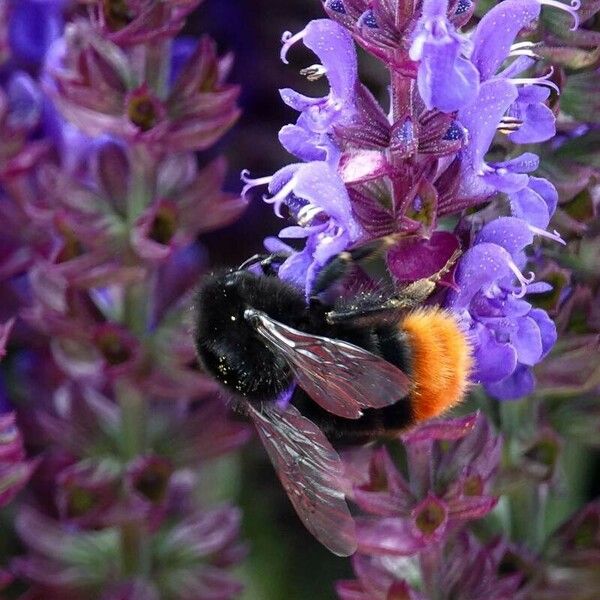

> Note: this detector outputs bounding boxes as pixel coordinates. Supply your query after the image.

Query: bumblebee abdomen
[402,308,472,421]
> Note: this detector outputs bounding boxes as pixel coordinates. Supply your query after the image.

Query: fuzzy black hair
[194,270,309,401]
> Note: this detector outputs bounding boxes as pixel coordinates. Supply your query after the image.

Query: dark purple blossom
[346,414,500,556]
[0,412,36,508]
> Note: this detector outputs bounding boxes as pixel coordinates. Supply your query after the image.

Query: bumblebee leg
[325,296,413,326]
[325,248,462,325]
[311,235,399,296]
[394,247,462,306]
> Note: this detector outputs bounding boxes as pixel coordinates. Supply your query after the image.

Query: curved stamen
[241,170,273,200]
[528,225,566,245]
[263,177,297,218]
[539,0,581,30]
[510,41,542,51]
[300,64,327,81]
[510,67,560,95]
[507,258,535,298]
[508,47,540,59]
[297,204,325,226]
[280,28,307,64]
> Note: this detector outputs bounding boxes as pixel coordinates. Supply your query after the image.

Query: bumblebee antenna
[238,252,289,275]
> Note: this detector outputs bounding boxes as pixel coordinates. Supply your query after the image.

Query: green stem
[117,379,146,460]
[116,380,150,576]
[419,546,441,600]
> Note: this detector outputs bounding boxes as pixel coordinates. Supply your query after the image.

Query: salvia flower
[0,0,249,596]
[0,411,35,508]
[45,23,240,154]
[337,532,534,600]
[409,0,479,112]
[348,413,501,556]
[447,217,559,399]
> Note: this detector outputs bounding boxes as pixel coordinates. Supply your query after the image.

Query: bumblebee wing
[248,402,357,557]
[246,309,411,419]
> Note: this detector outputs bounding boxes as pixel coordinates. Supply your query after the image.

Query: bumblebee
[194,240,472,556]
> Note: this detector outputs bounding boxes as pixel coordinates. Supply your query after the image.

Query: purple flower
[243,160,363,294]
[279,19,358,162]
[8,0,64,66]
[0,412,36,508]
[409,0,479,112]
[44,26,240,154]
[338,533,529,600]
[347,413,500,556]
[447,217,559,399]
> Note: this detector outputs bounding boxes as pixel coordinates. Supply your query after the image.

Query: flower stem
[419,546,442,600]
[116,379,150,576]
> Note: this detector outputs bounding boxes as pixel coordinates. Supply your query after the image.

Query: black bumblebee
[194,240,471,556]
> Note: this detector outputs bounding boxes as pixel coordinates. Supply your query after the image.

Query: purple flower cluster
[242,0,579,400]
[337,414,506,598]
[0,1,249,597]
[349,414,500,556]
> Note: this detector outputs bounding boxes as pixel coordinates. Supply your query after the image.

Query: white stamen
[300,64,328,81]
[510,41,541,51]
[528,225,566,245]
[241,169,273,200]
[507,258,535,298]
[511,67,560,95]
[539,0,581,30]
[508,48,540,58]
[280,28,307,64]
[297,204,325,226]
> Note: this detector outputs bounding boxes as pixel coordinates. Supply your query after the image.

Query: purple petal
[279,123,327,162]
[279,88,323,113]
[459,79,519,169]
[300,20,358,102]
[485,363,535,400]
[285,162,361,238]
[470,0,541,81]
[448,495,498,520]
[474,217,534,256]
[509,187,551,229]
[313,229,352,265]
[472,324,518,384]
[529,177,558,217]
[416,37,479,113]
[509,101,556,144]
[387,232,460,283]
[9,0,64,65]
[447,243,512,309]
[512,316,543,365]
[529,308,557,358]
[278,246,313,289]
[356,517,426,556]
[0,319,15,360]
[7,72,42,130]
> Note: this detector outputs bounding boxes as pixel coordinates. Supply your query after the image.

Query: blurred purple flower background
[0,0,599,598]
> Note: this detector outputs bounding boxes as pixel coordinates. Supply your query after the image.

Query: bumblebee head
[194,269,301,400]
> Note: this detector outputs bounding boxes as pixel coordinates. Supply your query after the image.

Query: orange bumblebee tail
[401,308,473,422]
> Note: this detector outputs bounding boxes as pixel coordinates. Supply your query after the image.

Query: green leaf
[538,45,600,70]
[562,71,600,122]
[553,129,600,167]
